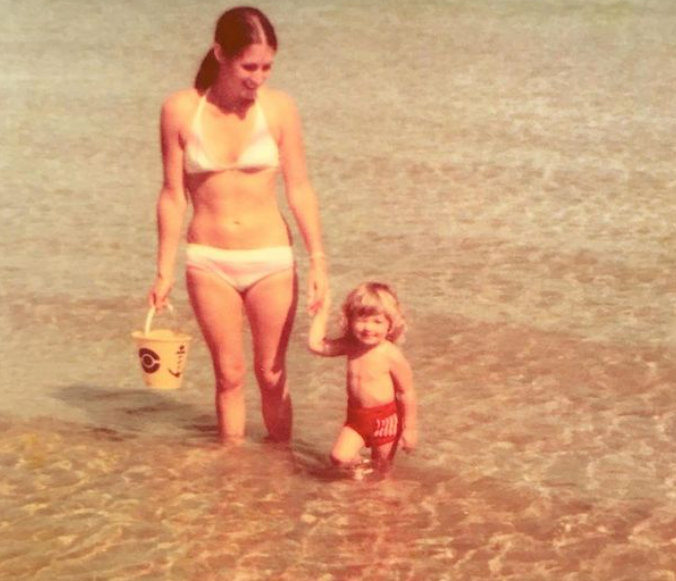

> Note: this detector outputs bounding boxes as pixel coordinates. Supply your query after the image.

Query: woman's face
[219,42,275,100]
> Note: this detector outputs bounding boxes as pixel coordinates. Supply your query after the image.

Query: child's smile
[351,314,390,346]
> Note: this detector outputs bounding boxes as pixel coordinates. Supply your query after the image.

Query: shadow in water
[54,383,214,439]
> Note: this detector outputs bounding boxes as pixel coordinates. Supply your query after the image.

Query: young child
[308,281,417,473]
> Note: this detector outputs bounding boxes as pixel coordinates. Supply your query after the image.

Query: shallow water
[2,0,676,579]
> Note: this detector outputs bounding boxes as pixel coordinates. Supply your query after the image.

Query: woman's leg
[187,270,247,442]
[244,269,297,442]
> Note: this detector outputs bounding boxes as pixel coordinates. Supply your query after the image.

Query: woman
[148,7,328,443]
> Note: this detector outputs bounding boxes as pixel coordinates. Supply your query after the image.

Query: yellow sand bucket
[131,306,192,389]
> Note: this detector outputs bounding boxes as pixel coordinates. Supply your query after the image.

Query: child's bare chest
[346,349,392,394]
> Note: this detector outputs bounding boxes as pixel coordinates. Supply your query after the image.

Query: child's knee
[330,452,351,468]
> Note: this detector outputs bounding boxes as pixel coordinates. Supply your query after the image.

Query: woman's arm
[390,347,418,451]
[149,94,189,309]
[276,91,328,314]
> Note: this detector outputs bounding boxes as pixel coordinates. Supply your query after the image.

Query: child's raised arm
[308,295,346,357]
[390,347,418,452]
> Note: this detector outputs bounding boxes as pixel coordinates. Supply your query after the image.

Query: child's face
[350,312,390,347]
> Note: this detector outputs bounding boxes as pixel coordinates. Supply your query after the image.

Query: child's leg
[330,426,365,467]
[371,440,398,473]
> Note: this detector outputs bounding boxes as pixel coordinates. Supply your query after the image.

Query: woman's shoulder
[159,89,201,136]
[259,87,299,120]
[259,86,294,107]
[161,88,201,118]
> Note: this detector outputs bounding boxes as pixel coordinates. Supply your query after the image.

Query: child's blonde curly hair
[340,282,407,343]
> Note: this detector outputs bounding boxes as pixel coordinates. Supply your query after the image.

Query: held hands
[307,255,329,315]
[148,275,174,310]
[314,288,331,315]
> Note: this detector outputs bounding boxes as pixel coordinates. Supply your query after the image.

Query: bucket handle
[144,303,174,336]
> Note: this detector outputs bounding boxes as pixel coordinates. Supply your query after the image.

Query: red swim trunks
[345,400,399,448]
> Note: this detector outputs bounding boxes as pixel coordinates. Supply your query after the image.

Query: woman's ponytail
[194,48,218,92]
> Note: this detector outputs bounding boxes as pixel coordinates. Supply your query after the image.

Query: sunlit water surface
[2,0,676,579]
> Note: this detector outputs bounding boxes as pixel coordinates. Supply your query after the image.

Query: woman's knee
[214,359,246,393]
[254,363,286,393]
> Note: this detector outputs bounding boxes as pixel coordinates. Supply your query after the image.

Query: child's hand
[400,427,418,453]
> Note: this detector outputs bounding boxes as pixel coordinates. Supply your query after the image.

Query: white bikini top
[184,92,280,174]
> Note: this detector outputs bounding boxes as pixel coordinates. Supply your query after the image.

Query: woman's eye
[242,64,272,73]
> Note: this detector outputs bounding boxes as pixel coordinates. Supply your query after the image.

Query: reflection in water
[2,0,676,579]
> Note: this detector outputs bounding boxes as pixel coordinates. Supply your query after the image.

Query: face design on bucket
[139,348,161,373]
[350,313,391,347]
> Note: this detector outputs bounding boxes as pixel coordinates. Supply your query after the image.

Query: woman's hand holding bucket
[148,274,174,310]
